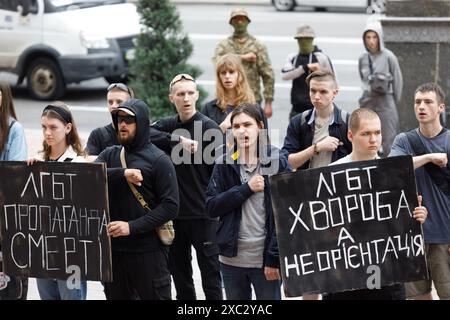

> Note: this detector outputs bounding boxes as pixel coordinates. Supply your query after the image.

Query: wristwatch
[313,143,319,155]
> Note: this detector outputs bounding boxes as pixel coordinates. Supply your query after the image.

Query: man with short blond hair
[150,74,223,300]
[332,107,381,163]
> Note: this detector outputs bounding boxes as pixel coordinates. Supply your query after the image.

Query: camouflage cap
[229,8,251,24]
[295,24,315,38]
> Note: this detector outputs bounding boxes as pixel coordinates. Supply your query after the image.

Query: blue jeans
[37,279,87,300]
[220,263,281,300]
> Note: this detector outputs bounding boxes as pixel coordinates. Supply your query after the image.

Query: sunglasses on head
[107,83,131,95]
[169,74,195,91]
[117,114,136,125]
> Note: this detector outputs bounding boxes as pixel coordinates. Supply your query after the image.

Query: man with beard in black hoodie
[97,99,179,300]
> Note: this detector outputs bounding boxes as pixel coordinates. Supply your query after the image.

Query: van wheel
[272,0,296,11]
[26,58,66,100]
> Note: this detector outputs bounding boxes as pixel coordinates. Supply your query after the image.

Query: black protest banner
[269,156,427,297]
[0,161,112,282]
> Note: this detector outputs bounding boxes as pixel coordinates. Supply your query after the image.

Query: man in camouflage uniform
[213,8,275,118]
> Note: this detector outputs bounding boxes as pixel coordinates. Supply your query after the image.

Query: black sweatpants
[104,248,171,300]
[169,219,222,300]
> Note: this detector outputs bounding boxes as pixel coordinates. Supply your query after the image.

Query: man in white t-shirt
[325,107,428,300]
[332,107,381,164]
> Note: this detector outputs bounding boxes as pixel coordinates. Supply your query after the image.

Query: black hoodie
[151,111,221,219]
[97,99,179,252]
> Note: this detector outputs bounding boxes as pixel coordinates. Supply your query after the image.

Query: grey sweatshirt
[358,23,403,102]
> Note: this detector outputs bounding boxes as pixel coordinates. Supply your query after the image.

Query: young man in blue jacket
[282,70,352,172]
[282,70,351,300]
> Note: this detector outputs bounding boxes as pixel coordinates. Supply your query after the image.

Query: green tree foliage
[130,0,206,120]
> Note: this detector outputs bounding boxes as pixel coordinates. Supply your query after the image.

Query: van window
[28,0,38,13]
[0,0,20,11]
[0,0,38,13]
[46,0,124,11]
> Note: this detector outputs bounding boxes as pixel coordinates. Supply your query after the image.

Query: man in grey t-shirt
[389,83,450,300]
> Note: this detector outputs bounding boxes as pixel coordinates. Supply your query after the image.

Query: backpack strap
[291,53,298,68]
[368,54,374,75]
[8,119,16,131]
[299,109,313,126]
[405,130,427,155]
[339,109,350,142]
[120,147,151,211]
[340,109,349,125]
[405,129,450,196]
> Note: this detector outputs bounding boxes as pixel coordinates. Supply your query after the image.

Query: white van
[0,0,140,100]
[272,0,385,13]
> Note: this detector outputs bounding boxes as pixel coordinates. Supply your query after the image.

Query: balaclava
[298,38,314,55]
[232,19,249,38]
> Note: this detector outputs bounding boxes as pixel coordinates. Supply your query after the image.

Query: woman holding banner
[0,81,28,300]
[28,102,87,300]
[205,104,291,300]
